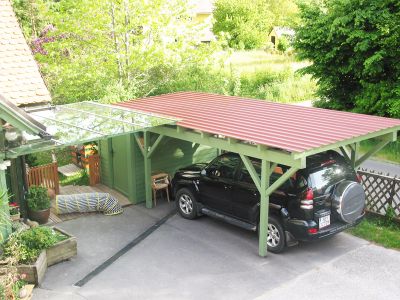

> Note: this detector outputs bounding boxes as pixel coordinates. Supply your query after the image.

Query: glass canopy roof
[5,101,178,157]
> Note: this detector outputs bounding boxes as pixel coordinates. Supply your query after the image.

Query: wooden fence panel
[27,162,60,194]
[88,155,101,186]
[358,169,400,218]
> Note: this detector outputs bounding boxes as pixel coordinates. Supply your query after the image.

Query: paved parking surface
[33,203,400,300]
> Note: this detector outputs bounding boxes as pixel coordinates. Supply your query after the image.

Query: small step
[201,207,257,231]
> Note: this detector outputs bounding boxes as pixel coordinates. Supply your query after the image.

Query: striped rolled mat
[55,193,123,216]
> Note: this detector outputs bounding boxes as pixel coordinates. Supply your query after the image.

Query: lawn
[222,50,317,103]
[359,140,400,164]
[347,216,400,250]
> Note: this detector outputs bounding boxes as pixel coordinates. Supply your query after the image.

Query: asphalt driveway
[33,202,400,300]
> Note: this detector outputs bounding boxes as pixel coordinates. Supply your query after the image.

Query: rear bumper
[286,213,364,242]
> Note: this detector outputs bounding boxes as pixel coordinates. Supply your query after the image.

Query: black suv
[171,151,365,253]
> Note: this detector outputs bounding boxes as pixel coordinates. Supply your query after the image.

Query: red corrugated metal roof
[115,92,400,153]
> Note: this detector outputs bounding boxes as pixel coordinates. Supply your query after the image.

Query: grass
[59,170,89,186]
[347,216,400,249]
[223,50,317,103]
[160,50,318,104]
[359,140,400,164]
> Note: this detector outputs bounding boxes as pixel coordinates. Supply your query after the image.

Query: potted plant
[9,202,20,222]
[26,186,51,225]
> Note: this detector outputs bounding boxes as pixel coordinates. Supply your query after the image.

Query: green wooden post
[259,159,270,257]
[144,131,152,208]
[126,133,137,204]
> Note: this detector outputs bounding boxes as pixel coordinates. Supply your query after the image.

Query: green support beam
[240,154,299,257]
[355,137,392,168]
[150,126,305,168]
[147,134,164,158]
[126,133,137,204]
[293,127,399,160]
[239,154,261,192]
[259,159,270,257]
[143,131,152,208]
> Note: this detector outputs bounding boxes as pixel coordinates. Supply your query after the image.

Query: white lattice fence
[358,169,400,217]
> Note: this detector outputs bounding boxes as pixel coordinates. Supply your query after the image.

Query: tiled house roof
[0,0,51,106]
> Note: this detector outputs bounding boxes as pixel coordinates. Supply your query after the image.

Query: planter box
[46,227,77,266]
[17,251,47,285]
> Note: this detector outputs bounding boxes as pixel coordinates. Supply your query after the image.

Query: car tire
[259,215,286,254]
[176,188,198,220]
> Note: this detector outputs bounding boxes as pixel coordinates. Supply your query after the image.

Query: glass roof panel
[4,101,178,157]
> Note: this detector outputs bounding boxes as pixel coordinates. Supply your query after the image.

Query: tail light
[300,188,314,210]
[308,228,318,234]
[356,174,362,183]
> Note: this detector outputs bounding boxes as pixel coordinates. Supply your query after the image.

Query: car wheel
[259,215,286,254]
[176,188,198,219]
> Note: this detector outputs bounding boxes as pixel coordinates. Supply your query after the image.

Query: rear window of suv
[309,164,349,191]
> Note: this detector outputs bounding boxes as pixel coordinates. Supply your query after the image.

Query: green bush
[26,186,50,211]
[295,0,400,118]
[3,226,66,264]
[277,36,290,53]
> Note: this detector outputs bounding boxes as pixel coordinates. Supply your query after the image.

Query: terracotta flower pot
[28,208,50,224]
[10,213,20,222]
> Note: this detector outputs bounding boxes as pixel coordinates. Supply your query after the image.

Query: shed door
[112,135,129,196]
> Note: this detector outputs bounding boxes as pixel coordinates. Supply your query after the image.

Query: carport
[1,92,400,257]
[115,92,400,257]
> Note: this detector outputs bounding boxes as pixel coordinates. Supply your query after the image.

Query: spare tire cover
[333,180,365,223]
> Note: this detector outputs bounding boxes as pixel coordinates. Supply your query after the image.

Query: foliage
[347,216,400,249]
[213,0,273,50]
[2,226,66,264]
[294,0,400,118]
[12,0,219,104]
[27,147,71,168]
[213,0,299,50]
[0,191,11,244]
[8,203,19,216]
[26,186,50,211]
[277,36,290,53]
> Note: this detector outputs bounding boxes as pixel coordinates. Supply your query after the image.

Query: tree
[295,0,400,118]
[13,0,219,104]
[212,0,274,50]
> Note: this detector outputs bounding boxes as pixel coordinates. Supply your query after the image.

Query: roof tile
[0,0,51,106]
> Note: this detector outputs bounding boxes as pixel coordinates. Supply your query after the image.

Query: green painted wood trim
[108,139,115,188]
[144,131,152,208]
[292,127,400,159]
[126,133,137,204]
[133,133,145,157]
[147,134,164,158]
[259,159,270,257]
[339,146,351,162]
[350,143,358,168]
[266,166,299,196]
[239,154,261,192]
[150,126,304,168]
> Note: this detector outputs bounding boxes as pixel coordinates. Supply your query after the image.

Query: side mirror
[200,169,207,176]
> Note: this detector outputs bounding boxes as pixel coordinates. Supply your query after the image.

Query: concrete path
[32,202,400,300]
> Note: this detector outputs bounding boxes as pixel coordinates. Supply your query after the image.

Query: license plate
[319,215,330,229]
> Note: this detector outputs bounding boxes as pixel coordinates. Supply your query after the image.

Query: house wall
[100,134,218,205]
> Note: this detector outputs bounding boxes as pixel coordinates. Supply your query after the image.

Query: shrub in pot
[27,186,51,224]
